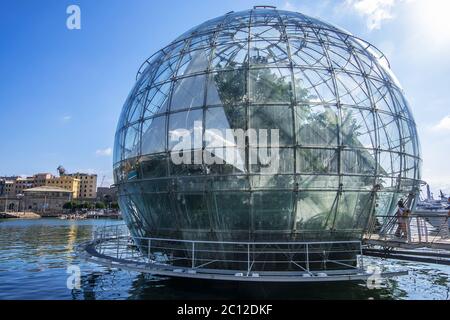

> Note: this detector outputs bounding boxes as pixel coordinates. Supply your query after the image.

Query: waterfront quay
[0,211,41,219]
[0,210,121,220]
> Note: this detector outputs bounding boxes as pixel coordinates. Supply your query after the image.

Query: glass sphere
[113,8,421,244]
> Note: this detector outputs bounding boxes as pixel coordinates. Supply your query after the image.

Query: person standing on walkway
[394,199,406,238]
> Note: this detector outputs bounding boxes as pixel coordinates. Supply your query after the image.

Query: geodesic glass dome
[113,7,421,246]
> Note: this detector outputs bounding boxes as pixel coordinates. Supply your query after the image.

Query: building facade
[4,181,14,196]
[14,177,35,195]
[0,172,96,200]
[67,173,97,199]
[97,186,118,203]
[45,175,80,199]
[23,186,72,214]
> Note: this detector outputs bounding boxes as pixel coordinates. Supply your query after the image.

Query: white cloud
[431,115,450,132]
[407,0,450,53]
[283,1,303,12]
[62,115,72,122]
[346,0,400,30]
[95,147,112,157]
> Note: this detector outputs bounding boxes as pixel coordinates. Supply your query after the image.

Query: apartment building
[67,173,97,199]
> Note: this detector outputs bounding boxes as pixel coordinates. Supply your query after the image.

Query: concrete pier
[0,211,41,219]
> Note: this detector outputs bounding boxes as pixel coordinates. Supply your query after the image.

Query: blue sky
[1,0,449,195]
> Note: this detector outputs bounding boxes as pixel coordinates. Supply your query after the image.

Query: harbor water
[0,218,449,300]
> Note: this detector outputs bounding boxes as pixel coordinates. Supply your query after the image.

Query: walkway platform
[362,212,450,265]
[364,234,450,251]
[76,225,407,283]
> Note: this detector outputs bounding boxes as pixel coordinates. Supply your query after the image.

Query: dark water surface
[0,218,449,300]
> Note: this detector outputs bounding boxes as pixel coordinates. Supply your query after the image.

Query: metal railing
[92,224,363,275]
[366,212,450,244]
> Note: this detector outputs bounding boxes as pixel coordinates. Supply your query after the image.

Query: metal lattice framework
[113,7,421,253]
[77,224,409,282]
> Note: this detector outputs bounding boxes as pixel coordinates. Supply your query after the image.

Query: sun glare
[410,0,450,49]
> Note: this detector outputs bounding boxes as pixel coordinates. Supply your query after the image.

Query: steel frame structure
[77,224,407,282]
[111,7,422,273]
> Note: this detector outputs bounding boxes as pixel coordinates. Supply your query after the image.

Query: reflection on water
[0,218,449,300]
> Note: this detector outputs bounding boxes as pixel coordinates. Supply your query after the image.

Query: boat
[415,185,450,228]
[59,214,86,220]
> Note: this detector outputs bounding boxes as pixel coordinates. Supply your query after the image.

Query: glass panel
[176,177,206,192]
[143,83,171,117]
[249,68,292,104]
[298,174,340,190]
[390,86,411,118]
[250,174,295,189]
[295,105,339,146]
[211,175,249,191]
[141,116,167,155]
[205,105,246,148]
[119,196,147,238]
[297,148,338,173]
[251,11,281,25]
[340,107,376,149]
[113,130,123,165]
[123,123,141,159]
[127,192,155,233]
[375,192,394,217]
[177,48,211,77]
[352,47,385,80]
[341,149,376,175]
[368,79,396,114]
[377,176,396,190]
[168,109,203,150]
[177,194,210,230]
[336,192,371,230]
[142,193,175,230]
[327,44,360,73]
[206,105,245,130]
[403,156,416,179]
[151,54,180,85]
[335,72,371,107]
[120,158,140,181]
[379,151,401,177]
[399,118,415,156]
[140,154,167,179]
[249,39,290,67]
[211,192,250,231]
[204,147,246,174]
[253,191,293,230]
[342,175,375,190]
[280,13,310,26]
[293,68,336,104]
[249,105,293,146]
[317,28,348,47]
[250,147,294,174]
[170,75,206,111]
[170,150,205,176]
[189,33,215,51]
[215,26,249,43]
[126,92,145,124]
[211,42,248,70]
[207,70,246,106]
[377,112,401,152]
[296,191,336,231]
[289,40,329,69]
[395,91,415,121]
